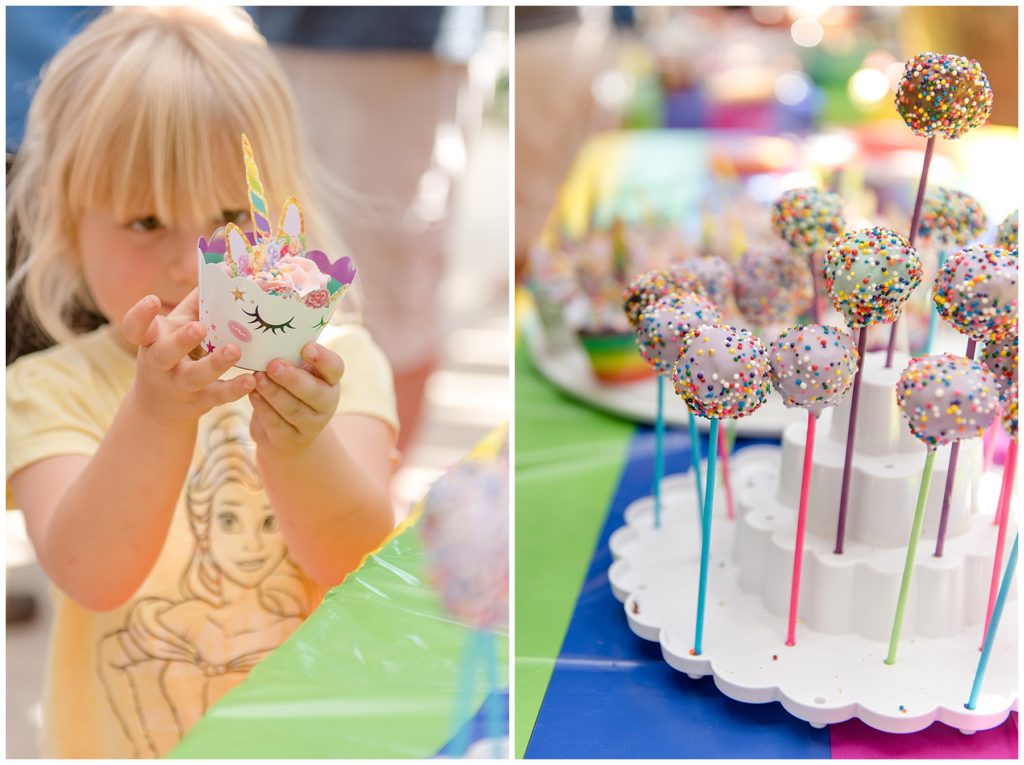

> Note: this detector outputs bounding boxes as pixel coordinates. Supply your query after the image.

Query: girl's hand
[248,342,344,456]
[122,291,256,428]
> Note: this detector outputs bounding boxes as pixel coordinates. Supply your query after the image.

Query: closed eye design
[242,306,295,334]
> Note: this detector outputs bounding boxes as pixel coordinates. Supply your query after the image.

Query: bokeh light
[791,18,824,47]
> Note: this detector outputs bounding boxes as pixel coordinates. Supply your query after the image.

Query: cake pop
[420,457,509,629]
[771,187,845,255]
[734,248,814,327]
[672,323,772,655]
[622,267,705,329]
[896,353,1001,448]
[673,324,773,420]
[997,210,1018,251]
[824,227,924,328]
[637,292,721,374]
[676,256,735,310]
[825,228,923,554]
[636,292,721,528]
[894,52,993,140]
[933,245,1018,343]
[918,187,987,247]
[769,323,859,646]
[769,324,859,418]
[888,353,1000,664]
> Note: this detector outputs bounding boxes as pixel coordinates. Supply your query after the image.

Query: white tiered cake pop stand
[608,350,1018,734]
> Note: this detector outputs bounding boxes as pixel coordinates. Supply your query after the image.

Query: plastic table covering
[515,340,1018,758]
[169,513,509,758]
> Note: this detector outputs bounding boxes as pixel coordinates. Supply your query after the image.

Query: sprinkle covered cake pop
[824,227,924,328]
[933,245,1018,343]
[769,324,859,417]
[677,256,735,309]
[771,187,845,255]
[622,267,705,328]
[420,456,509,629]
[981,331,1019,439]
[734,248,814,325]
[896,353,1001,448]
[636,292,721,374]
[918,187,987,247]
[894,52,993,140]
[997,210,1018,251]
[672,324,772,420]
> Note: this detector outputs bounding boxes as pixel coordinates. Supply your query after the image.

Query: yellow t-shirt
[6,323,398,758]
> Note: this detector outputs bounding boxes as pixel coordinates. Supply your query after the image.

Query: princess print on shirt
[97,409,320,757]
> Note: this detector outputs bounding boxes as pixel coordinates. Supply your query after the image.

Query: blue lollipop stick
[966,532,1018,710]
[693,417,719,655]
[449,628,480,756]
[480,629,504,757]
[924,249,947,354]
[688,412,705,529]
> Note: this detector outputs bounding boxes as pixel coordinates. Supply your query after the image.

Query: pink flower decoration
[304,288,330,309]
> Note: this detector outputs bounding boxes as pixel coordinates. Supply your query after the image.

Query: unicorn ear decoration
[197,134,357,372]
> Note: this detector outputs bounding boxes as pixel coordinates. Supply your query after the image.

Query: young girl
[6,7,398,757]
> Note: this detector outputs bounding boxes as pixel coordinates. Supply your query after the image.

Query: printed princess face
[207,481,286,589]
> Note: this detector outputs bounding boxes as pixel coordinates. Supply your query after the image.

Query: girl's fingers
[205,374,258,407]
[266,360,333,414]
[121,295,161,347]
[149,322,206,371]
[167,287,200,322]
[300,344,345,387]
[254,372,316,425]
[249,390,299,440]
[177,344,242,391]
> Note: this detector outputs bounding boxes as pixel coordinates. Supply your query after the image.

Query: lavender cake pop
[734,248,813,325]
[672,324,772,420]
[981,330,1019,439]
[769,324,860,417]
[420,456,509,628]
[896,353,1001,448]
[824,227,924,328]
[677,256,735,309]
[636,292,721,374]
[771,187,845,255]
[622,267,705,328]
[894,52,993,140]
[918,187,987,247]
[997,210,1018,251]
[933,245,1018,343]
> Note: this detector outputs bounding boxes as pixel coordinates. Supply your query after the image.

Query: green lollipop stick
[886,448,936,665]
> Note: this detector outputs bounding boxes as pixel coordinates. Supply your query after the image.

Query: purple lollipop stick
[933,337,978,556]
[807,252,822,324]
[886,136,935,368]
[835,327,868,554]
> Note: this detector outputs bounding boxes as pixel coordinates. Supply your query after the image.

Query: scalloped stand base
[608,447,1018,734]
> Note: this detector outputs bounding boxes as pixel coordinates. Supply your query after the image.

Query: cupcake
[197,135,356,371]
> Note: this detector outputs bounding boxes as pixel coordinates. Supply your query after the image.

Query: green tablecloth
[171,519,508,758]
[514,341,633,756]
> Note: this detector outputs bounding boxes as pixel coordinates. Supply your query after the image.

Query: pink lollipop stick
[886,136,936,369]
[982,438,1017,646]
[983,423,1000,480]
[718,424,735,521]
[786,410,817,646]
[933,337,978,557]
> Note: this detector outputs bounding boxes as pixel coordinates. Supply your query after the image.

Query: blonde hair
[8,6,352,345]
